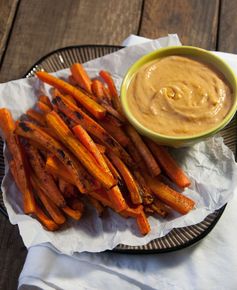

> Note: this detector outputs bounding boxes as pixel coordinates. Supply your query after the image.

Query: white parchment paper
[1,34,237,254]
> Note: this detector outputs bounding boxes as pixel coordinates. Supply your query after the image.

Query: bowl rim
[120,45,237,142]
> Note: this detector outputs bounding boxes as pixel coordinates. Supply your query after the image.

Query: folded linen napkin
[17,35,237,289]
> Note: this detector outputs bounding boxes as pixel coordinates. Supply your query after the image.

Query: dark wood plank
[218,0,237,53]
[139,0,219,50]
[0,0,19,63]
[0,0,142,83]
[0,214,27,290]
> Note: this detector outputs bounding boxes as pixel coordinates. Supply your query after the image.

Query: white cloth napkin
[18,35,237,290]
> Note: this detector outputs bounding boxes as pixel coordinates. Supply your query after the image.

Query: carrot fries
[46,110,116,189]
[36,71,105,119]
[0,109,36,214]
[70,63,92,94]
[126,125,161,176]
[146,140,191,188]
[15,120,97,193]
[1,63,196,236]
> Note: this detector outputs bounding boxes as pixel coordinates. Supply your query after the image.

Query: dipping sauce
[127,55,233,136]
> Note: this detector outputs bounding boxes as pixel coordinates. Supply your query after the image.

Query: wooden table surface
[1,0,237,288]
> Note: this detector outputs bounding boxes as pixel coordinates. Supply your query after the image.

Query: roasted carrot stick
[53,95,134,167]
[26,109,46,126]
[107,185,127,212]
[68,75,77,86]
[89,189,113,208]
[146,140,191,188]
[34,205,59,231]
[38,95,53,109]
[91,79,104,102]
[120,205,143,218]
[72,124,110,173]
[136,211,151,235]
[126,140,146,170]
[36,71,105,119]
[31,174,66,225]
[62,205,83,220]
[103,154,121,180]
[101,102,125,123]
[46,111,116,189]
[46,155,75,184]
[96,143,106,153]
[99,120,129,146]
[126,125,161,176]
[70,63,92,94]
[15,121,97,193]
[145,175,195,215]
[25,144,66,208]
[133,170,154,205]
[150,199,170,218]
[108,152,142,205]
[0,109,36,214]
[58,178,77,198]
[69,198,84,212]
[37,101,52,113]
[99,70,121,111]
[102,85,112,104]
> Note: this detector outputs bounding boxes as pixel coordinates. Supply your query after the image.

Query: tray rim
[0,44,228,254]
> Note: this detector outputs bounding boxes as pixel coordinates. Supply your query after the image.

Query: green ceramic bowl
[121,46,237,147]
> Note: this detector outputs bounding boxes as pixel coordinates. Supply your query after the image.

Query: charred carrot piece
[89,189,113,208]
[99,70,121,111]
[103,85,112,105]
[37,101,52,113]
[25,144,66,208]
[46,111,116,189]
[0,108,15,138]
[26,109,46,126]
[133,170,154,205]
[69,198,84,212]
[107,185,127,212]
[100,120,129,147]
[15,121,97,193]
[108,152,142,205]
[46,155,74,184]
[0,109,36,214]
[31,174,66,225]
[150,199,170,218]
[52,88,77,107]
[101,102,126,123]
[126,140,146,170]
[36,71,105,119]
[126,125,161,176]
[120,205,143,218]
[62,205,83,220]
[103,154,121,180]
[68,75,77,86]
[146,140,191,188]
[96,143,106,153]
[145,175,195,215]
[58,178,77,198]
[72,124,110,174]
[38,95,53,109]
[70,63,92,94]
[136,211,151,235]
[53,95,134,167]
[91,79,105,102]
[34,205,59,231]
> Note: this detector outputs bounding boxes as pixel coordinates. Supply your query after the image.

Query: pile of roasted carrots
[0,63,195,235]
